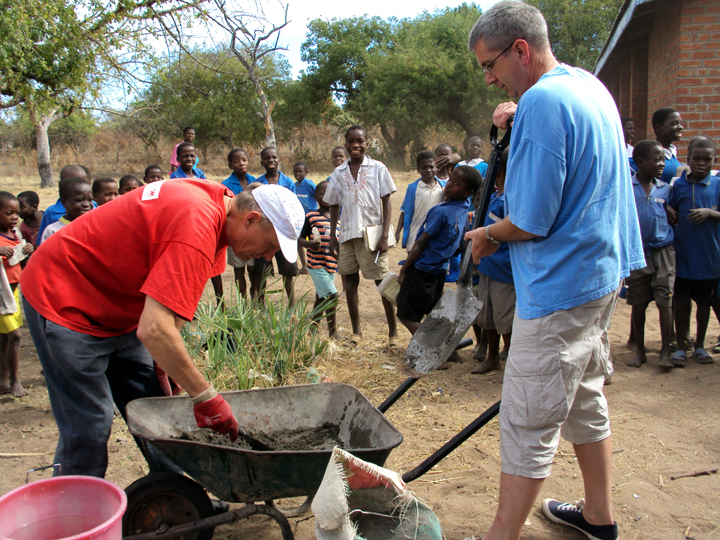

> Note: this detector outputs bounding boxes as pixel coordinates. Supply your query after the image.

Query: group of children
[623,107,720,370]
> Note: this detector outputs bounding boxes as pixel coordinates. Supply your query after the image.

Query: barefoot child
[396,166,481,368]
[17,191,44,248]
[169,143,206,179]
[0,192,34,397]
[119,175,143,194]
[472,148,514,375]
[668,137,720,366]
[92,178,119,206]
[211,149,258,302]
[625,140,675,369]
[293,160,317,274]
[40,177,94,244]
[325,125,399,348]
[396,150,444,252]
[299,181,339,337]
[254,147,298,305]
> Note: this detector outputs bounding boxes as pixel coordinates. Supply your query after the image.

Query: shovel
[406,120,513,375]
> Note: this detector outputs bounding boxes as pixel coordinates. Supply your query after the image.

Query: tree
[156,0,291,148]
[131,49,288,158]
[527,0,624,70]
[0,0,203,187]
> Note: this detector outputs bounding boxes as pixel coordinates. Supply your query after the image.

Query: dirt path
[2,179,720,539]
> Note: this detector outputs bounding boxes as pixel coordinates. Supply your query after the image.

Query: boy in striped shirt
[299,180,340,337]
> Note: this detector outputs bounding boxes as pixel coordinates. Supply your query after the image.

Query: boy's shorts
[396,266,445,323]
[475,272,516,335]
[338,238,388,280]
[0,288,22,334]
[625,245,675,307]
[227,247,255,269]
[674,276,719,306]
[308,267,337,299]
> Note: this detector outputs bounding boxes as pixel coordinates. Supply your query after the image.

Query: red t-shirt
[21,179,231,337]
[0,229,21,284]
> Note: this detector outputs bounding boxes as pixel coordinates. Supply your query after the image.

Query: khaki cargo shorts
[338,238,389,281]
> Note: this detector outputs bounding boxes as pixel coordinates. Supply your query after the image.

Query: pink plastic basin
[0,476,127,540]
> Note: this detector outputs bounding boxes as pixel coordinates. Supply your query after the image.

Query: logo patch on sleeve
[142,180,166,201]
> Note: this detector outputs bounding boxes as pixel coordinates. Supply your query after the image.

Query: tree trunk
[28,104,63,188]
[247,67,276,148]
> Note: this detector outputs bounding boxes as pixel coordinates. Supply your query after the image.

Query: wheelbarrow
[123,379,499,540]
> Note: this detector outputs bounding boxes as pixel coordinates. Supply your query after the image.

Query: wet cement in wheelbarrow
[174,422,342,451]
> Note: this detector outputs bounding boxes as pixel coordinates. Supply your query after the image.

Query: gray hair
[468,1,550,54]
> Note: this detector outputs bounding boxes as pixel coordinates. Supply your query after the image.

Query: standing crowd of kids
[1,111,719,397]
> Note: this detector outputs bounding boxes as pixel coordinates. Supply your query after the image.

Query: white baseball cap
[252,184,305,263]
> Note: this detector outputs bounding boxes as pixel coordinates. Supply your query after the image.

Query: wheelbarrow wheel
[123,472,215,540]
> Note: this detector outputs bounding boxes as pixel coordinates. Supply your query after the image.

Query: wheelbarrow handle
[401,400,501,484]
[458,118,514,286]
[378,337,474,413]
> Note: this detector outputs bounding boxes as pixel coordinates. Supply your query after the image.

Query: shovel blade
[406,284,483,375]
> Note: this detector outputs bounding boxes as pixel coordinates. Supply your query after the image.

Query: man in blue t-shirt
[465,3,644,540]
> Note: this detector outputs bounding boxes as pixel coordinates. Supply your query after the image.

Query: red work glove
[193,394,239,441]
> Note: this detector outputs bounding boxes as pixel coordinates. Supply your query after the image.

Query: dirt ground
[1,174,720,539]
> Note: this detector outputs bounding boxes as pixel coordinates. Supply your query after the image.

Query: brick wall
[598,0,720,161]
[675,0,720,156]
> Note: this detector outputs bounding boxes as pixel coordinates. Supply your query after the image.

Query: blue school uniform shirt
[504,64,645,320]
[478,192,513,284]
[413,199,470,274]
[221,172,258,195]
[668,171,720,280]
[169,167,206,179]
[661,147,681,185]
[631,175,673,252]
[257,171,295,192]
[37,198,97,245]
[294,178,317,212]
[400,177,447,248]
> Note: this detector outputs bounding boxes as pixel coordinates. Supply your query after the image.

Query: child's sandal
[670,350,687,368]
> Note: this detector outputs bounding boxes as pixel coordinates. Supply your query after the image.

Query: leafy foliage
[182,282,330,391]
[527,0,624,70]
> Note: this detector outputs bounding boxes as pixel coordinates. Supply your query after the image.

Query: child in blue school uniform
[471,147,514,375]
[457,135,489,178]
[653,107,683,184]
[254,146,298,304]
[395,150,445,253]
[396,165,482,369]
[210,148,259,303]
[293,160,317,274]
[625,140,675,370]
[169,143,206,179]
[667,137,720,367]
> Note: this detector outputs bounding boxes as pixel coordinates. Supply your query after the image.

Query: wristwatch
[485,225,500,245]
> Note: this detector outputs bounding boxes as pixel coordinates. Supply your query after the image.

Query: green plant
[182,279,332,391]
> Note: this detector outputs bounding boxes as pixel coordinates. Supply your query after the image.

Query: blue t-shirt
[474,161,489,178]
[257,172,295,192]
[170,167,206,179]
[478,192,513,284]
[414,199,470,274]
[668,171,720,280]
[631,175,673,251]
[294,178,317,212]
[504,64,645,320]
[399,177,446,248]
[221,172,258,195]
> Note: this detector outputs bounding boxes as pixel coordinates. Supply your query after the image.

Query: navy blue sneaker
[542,499,618,540]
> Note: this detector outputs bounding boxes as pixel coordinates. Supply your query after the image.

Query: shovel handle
[458,118,514,286]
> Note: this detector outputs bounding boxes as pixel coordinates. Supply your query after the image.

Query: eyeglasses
[482,40,519,75]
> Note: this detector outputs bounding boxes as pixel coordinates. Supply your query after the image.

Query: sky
[262,0,500,78]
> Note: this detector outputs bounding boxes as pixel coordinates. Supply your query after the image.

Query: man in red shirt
[21,181,304,477]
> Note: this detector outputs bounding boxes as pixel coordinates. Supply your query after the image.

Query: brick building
[594,0,720,161]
